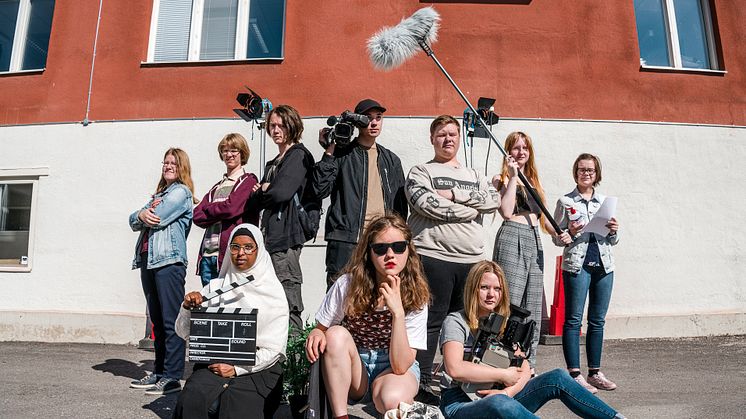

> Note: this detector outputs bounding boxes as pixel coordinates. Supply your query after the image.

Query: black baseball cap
[354,99,386,115]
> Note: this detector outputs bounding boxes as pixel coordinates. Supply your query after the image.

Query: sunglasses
[369,241,408,256]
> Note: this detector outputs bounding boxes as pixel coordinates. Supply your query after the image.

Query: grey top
[439,310,473,389]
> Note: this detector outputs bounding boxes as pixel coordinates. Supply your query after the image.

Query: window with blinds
[147,0,284,63]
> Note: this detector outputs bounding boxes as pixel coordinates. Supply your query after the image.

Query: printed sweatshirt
[405,162,500,263]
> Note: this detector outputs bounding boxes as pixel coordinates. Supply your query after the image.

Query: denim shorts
[358,348,421,385]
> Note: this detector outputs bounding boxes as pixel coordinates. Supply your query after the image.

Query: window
[633,0,720,71]
[0,0,54,73]
[0,168,47,272]
[146,0,285,63]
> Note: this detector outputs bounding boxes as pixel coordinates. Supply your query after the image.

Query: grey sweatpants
[270,245,304,332]
[492,221,545,367]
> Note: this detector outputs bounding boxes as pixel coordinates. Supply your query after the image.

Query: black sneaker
[144,377,181,395]
[414,385,440,406]
[130,374,160,389]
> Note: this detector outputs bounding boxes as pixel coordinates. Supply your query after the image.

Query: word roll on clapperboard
[188,275,257,365]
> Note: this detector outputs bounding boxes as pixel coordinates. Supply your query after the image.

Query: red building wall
[1,0,744,125]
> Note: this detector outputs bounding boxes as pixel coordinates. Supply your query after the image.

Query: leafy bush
[283,322,315,396]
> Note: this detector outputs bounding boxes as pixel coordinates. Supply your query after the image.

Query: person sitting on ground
[173,223,289,419]
[439,260,625,419]
[305,214,430,416]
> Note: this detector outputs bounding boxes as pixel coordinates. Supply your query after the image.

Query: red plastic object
[548,256,565,336]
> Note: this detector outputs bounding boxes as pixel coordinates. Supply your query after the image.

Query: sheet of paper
[581,196,617,236]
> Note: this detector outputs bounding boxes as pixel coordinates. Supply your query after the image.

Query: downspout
[82,0,104,126]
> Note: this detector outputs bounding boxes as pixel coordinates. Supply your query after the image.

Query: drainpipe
[82,0,103,126]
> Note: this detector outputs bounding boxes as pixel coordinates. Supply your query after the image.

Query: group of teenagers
[128,98,624,419]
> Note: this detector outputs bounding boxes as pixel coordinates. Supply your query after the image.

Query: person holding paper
[552,153,620,393]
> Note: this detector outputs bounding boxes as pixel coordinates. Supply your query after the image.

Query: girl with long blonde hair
[128,147,196,395]
[305,214,430,416]
[492,132,571,370]
[438,260,624,419]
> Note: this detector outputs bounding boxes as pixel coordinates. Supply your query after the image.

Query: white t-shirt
[315,274,428,350]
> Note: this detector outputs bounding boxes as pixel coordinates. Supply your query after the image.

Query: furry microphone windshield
[367,7,440,71]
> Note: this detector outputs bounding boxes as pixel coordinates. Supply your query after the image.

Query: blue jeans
[140,262,186,380]
[562,266,614,369]
[199,256,218,287]
[359,349,421,385]
[441,369,618,419]
[351,349,420,403]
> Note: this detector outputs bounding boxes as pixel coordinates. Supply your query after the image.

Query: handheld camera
[319,110,370,149]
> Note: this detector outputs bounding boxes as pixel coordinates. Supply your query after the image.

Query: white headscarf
[176,223,289,373]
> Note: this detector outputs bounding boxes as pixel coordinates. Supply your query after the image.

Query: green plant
[282,322,315,396]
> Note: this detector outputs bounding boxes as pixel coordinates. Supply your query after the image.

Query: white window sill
[0,68,45,76]
[0,167,50,177]
[0,265,32,273]
[141,57,283,66]
[640,65,726,75]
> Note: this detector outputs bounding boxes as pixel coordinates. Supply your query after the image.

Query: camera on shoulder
[319,110,370,149]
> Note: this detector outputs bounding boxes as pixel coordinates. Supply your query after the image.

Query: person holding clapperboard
[173,224,289,419]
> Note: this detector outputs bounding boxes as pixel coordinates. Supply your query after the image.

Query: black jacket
[254,143,315,253]
[312,140,408,243]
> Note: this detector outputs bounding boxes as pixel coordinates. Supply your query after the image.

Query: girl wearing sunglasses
[305,214,431,416]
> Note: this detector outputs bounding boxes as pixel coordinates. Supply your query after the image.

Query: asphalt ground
[0,335,744,419]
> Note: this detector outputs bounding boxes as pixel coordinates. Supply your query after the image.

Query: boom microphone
[367,7,440,71]
[366,7,564,235]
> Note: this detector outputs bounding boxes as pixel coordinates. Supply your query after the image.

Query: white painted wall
[1,117,744,343]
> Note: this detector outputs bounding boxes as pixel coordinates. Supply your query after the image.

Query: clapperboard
[188,275,258,365]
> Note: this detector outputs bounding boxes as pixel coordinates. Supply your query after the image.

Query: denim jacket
[129,182,193,270]
[552,188,619,274]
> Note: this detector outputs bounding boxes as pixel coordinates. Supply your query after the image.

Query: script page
[581,196,617,236]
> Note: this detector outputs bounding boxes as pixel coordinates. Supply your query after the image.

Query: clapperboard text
[187,275,258,365]
[189,307,258,365]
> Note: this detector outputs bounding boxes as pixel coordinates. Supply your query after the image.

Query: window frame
[0,167,48,273]
[636,0,722,73]
[1,0,48,74]
[145,0,285,64]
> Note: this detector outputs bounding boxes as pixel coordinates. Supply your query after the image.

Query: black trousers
[415,254,475,385]
[324,239,356,290]
[174,363,283,419]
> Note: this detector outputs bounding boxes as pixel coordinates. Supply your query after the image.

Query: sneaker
[144,377,181,395]
[130,374,160,389]
[414,385,440,406]
[587,371,617,391]
[573,374,599,394]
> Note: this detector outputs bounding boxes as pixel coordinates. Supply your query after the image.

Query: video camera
[319,111,370,149]
[461,305,535,396]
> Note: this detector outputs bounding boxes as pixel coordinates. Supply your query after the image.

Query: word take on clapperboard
[188,275,257,365]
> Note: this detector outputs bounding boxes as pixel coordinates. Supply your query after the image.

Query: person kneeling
[439,260,625,419]
[174,224,289,419]
[305,214,430,417]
